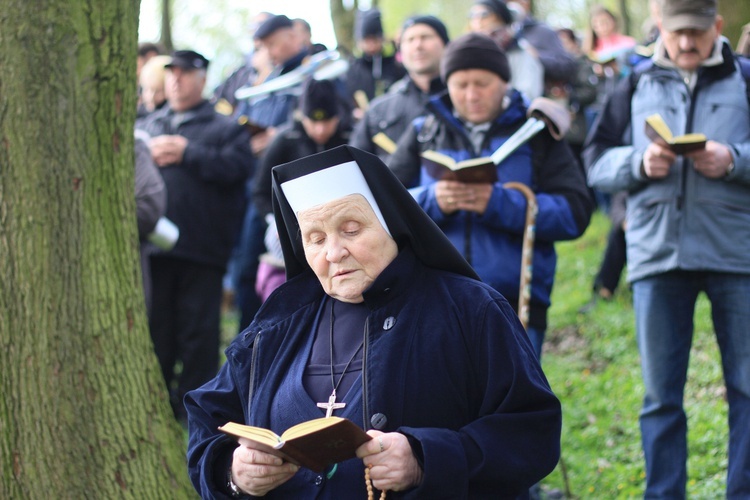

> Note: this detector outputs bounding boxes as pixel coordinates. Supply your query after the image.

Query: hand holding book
[645,114,706,154]
[420,97,569,184]
[219,417,371,473]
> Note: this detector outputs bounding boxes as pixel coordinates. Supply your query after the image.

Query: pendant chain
[328,299,364,400]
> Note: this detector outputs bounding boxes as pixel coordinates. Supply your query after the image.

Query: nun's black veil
[271,145,479,281]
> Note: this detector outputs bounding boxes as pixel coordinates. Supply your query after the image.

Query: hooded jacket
[388,90,593,330]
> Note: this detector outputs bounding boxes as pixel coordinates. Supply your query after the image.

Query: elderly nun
[186,145,561,499]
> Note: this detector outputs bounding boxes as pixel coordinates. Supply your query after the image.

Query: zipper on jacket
[679,78,701,211]
[246,331,261,416]
[361,318,371,430]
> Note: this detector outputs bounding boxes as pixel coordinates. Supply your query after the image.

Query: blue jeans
[632,271,750,498]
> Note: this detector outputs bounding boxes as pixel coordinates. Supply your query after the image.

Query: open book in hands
[218,417,372,473]
[645,114,707,154]
[420,150,499,183]
[420,115,549,184]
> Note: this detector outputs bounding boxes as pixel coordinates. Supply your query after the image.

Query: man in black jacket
[345,8,405,118]
[349,15,449,163]
[138,50,253,423]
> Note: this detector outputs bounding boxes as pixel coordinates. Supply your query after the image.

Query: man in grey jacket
[584,0,750,497]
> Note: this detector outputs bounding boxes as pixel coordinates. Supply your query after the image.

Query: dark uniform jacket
[345,43,406,107]
[349,75,445,163]
[138,100,253,270]
[252,118,352,216]
[186,247,561,499]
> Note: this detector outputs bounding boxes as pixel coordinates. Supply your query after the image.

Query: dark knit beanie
[355,9,383,40]
[440,32,511,83]
[401,15,450,45]
[474,0,513,25]
[254,14,293,40]
[299,79,340,121]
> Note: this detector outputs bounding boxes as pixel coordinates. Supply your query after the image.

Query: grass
[540,211,728,499]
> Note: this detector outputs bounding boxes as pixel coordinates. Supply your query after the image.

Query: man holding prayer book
[388,33,593,360]
[185,146,561,498]
[584,0,750,496]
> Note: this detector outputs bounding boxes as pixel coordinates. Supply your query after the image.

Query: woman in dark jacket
[186,146,561,499]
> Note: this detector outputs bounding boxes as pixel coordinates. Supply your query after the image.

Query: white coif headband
[280,161,391,235]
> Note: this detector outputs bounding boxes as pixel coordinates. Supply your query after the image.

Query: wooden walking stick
[493,97,570,330]
[502,182,537,330]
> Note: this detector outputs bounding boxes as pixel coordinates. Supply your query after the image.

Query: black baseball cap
[165,50,209,70]
[254,14,294,40]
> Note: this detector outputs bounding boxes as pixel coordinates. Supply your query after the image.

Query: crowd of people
[132,0,750,497]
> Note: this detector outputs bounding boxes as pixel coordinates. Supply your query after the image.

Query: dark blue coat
[186,247,561,499]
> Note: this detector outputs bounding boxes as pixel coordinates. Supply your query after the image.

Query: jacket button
[314,475,323,486]
[370,413,388,429]
[383,317,396,330]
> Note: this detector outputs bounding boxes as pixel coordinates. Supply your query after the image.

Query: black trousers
[594,222,627,294]
[149,256,223,419]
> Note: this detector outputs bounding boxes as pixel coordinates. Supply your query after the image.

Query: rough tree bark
[0,0,194,498]
[330,0,358,55]
[160,0,174,54]
[719,0,750,49]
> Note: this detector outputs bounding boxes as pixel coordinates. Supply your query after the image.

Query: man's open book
[421,150,499,183]
[645,114,706,154]
[218,417,371,473]
[237,115,268,135]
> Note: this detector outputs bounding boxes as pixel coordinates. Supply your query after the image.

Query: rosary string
[365,465,387,500]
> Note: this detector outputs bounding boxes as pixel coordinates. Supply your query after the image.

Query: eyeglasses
[468,10,493,20]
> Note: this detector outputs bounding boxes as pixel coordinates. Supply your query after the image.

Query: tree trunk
[0,0,194,498]
[618,0,631,37]
[160,0,174,53]
[330,0,358,55]
[719,0,750,49]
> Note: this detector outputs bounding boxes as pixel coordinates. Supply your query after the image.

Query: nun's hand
[230,438,299,496]
[356,430,424,492]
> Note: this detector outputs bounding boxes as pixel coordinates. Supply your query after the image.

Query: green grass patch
[540,211,728,499]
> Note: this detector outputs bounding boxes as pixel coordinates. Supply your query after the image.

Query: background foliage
[139,0,749,101]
